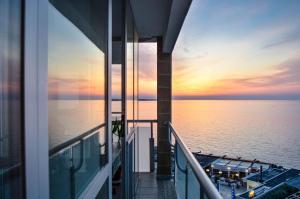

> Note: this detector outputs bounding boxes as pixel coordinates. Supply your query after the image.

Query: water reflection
[48,3,105,149]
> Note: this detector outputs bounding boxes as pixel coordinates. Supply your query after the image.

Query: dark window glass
[0,0,24,198]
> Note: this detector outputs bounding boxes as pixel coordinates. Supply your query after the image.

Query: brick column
[157,37,172,179]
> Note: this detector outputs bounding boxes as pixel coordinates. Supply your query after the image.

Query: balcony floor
[136,172,177,199]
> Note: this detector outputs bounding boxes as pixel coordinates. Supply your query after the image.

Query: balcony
[49,124,107,198]
[45,119,223,198]
[115,120,222,199]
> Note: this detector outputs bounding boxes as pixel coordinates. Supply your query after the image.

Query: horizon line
[48,94,300,100]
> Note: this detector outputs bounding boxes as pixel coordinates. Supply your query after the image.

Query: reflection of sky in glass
[111,43,157,99]
[0,0,22,98]
[48,4,105,100]
[48,3,106,148]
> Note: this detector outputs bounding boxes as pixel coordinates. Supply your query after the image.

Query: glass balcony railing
[49,124,106,199]
[47,119,222,198]
[125,120,222,199]
[169,122,223,199]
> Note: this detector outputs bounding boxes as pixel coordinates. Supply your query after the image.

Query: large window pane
[48,3,106,148]
[48,0,108,197]
[0,0,24,198]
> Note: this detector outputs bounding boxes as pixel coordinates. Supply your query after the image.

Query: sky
[171,0,300,99]
[48,1,300,100]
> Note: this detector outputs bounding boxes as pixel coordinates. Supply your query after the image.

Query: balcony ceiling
[130,0,192,53]
[50,0,192,55]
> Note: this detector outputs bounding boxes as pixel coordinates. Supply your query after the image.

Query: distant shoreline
[49,98,300,101]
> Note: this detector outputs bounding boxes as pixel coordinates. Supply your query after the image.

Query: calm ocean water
[49,100,300,169]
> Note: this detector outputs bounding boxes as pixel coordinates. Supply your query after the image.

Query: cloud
[183,47,190,53]
[211,58,300,94]
[138,43,157,81]
[48,77,104,99]
[262,38,296,49]
[262,31,300,49]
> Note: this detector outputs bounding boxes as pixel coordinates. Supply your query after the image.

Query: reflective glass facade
[0,0,194,198]
[48,0,109,198]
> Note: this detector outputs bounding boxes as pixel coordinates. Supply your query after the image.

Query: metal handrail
[112,111,122,114]
[126,119,157,141]
[49,123,106,156]
[169,122,223,199]
[127,119,157,123]
[127,119,157,138]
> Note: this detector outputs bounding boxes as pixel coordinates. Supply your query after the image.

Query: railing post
[150,122,153,138]
[149,121,155,172]
[69,148,75,199]
[173,141,176,185]
[168,122,172,145]
[149,137,155,172]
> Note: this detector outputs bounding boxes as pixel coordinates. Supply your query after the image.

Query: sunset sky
[48,4,105,100]
[171,0,300,99]
[49,0,300,100]
[139,0,300,99]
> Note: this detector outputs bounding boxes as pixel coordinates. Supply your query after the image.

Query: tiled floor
[136,172,177,199]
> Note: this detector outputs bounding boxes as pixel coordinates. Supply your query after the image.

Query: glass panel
[48,0,108,197]
[175,142,213,199]
[111,64,122,151]
[49,149,72,199]
[49,129,106,198]
[74,134,100,197]
[48,2,106,149]
[126,2,134,132]
[0,0,24,198]
[112,64,122,117]
[187,166,200,199]
[175,143,188,199]
[133,31,139,123]
[137,42,157,122]
[133,21,139,195]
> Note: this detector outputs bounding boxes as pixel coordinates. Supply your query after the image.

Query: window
[0,0,24,198]
[48,0,108,197]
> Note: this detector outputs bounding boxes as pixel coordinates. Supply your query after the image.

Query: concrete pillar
[157,37,172,179]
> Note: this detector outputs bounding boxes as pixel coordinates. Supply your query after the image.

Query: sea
[49,100,300,169]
